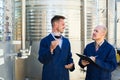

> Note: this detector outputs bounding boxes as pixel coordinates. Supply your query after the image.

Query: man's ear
[54,22,58,26]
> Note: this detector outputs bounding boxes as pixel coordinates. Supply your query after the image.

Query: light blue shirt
[51,33,63,48]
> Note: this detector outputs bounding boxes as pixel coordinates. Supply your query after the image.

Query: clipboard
[76,53,94,63]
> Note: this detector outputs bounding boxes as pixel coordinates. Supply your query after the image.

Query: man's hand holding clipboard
[76,53,97,66]
[76,53,95,63]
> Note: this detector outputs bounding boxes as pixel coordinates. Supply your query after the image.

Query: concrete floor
[112,66,120,80]
[77,66,120,80]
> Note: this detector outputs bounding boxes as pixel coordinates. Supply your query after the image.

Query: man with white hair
[78,25,117,80]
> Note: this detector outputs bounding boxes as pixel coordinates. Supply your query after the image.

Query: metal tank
[0,0,15,80]
[24,0,81,80]
[0,0,33,80]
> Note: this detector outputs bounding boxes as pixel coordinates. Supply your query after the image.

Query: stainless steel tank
[0,0,15,80]
[13,0,81,80]
[24,0,81,80]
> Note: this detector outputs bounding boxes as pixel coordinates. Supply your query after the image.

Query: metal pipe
[22,0,26,50]
[84,0,87,46]
[114,0,117,48]
[106,0,108,40]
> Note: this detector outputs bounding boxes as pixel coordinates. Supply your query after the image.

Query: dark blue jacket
[79,40,117,80]
[38,34,74,80]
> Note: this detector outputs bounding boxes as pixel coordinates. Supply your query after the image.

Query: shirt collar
[51,33,62,39]
[95,40,104,47]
